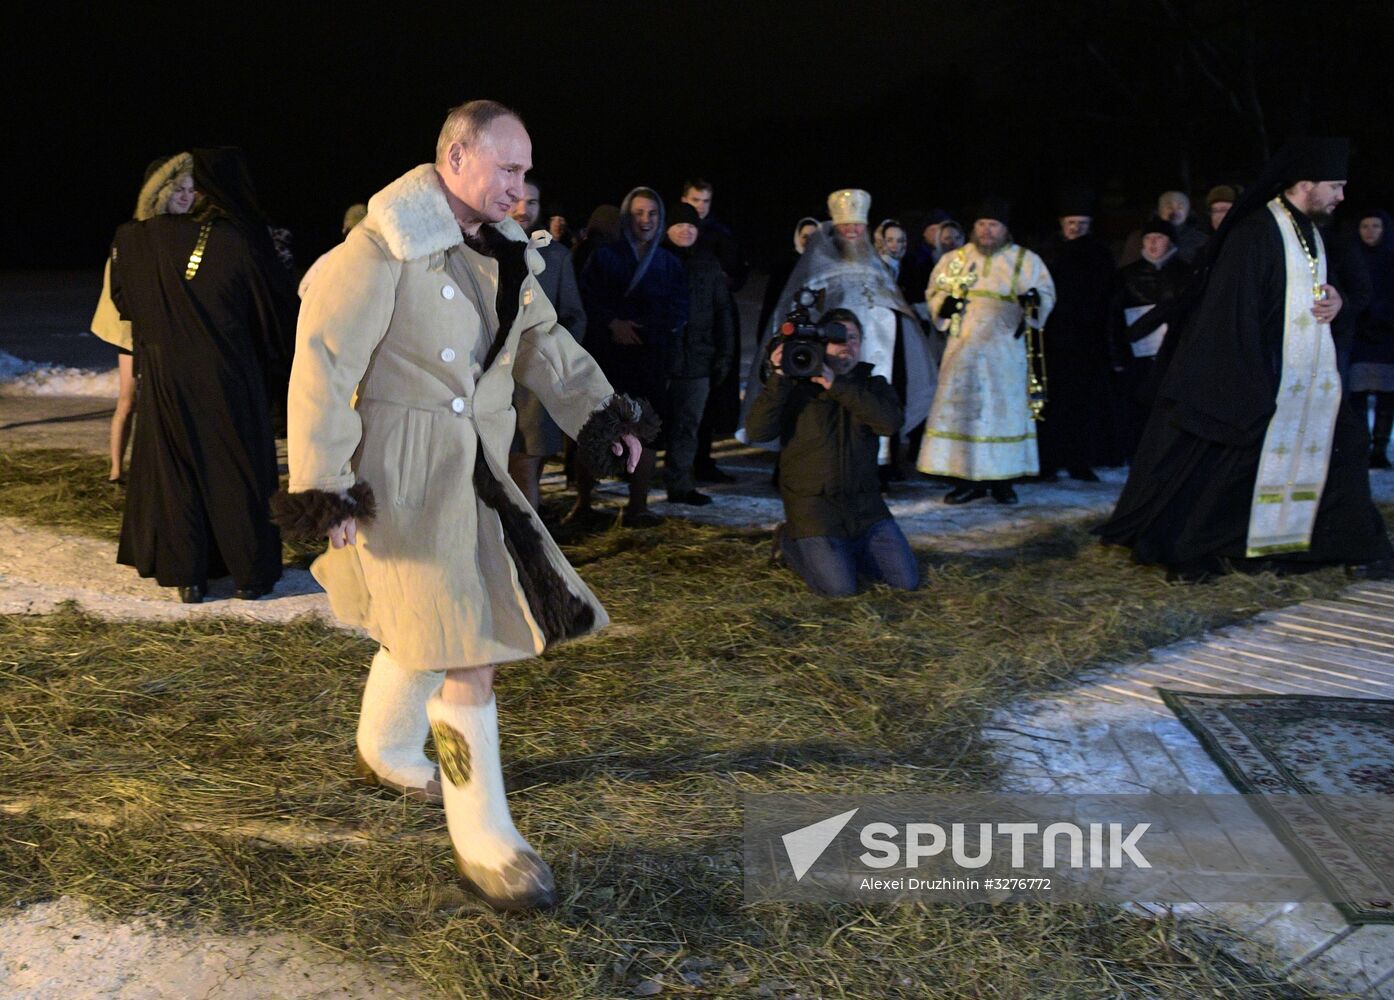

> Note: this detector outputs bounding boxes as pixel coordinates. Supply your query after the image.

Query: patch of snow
[0,897,418,999]
[0,349,117,397]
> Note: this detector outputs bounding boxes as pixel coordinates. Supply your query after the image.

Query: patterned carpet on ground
[1161,691,1394,924]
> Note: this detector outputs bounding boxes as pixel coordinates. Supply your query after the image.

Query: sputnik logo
[782,808,859,881]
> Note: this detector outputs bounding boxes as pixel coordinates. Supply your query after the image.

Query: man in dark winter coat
[745,308,919,597]
[574,186,689,526]
[1036,193,1119,478]
[681,178,749,291]
[681,178,750,484]
[507,176,589,508]
[662,202,737,505]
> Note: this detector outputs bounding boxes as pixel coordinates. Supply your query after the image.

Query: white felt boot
[354,647,443,803]
[426,693,557,910]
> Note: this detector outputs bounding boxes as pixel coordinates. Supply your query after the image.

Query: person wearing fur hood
[271,102,655,912]
[91,153,197,483]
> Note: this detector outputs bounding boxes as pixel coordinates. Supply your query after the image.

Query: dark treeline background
[6,0,1394,271]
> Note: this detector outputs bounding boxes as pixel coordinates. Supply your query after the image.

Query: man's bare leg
[507,453,544,511]
[428,664,557,910]
[563,461,597,523]
[441,664,495,705]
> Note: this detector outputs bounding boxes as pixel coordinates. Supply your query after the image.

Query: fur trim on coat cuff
[576,394,662,478]
[269,482,377,539]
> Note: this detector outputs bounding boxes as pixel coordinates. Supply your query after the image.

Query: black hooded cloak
[110,147,294,589]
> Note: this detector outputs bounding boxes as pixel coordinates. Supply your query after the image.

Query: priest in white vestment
[918,198,1055,503]
[740,189,935,480]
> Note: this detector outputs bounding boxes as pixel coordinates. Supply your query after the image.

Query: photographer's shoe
[667,490,713,506]
[990,484,1019,504]
[428,694,558,912]
[944,486,988,505]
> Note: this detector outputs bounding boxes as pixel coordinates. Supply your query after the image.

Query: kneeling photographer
[745,304,920,597]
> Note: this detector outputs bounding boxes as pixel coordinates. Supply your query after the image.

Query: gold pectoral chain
[1278,201,1324,301]
[184,222,213,281]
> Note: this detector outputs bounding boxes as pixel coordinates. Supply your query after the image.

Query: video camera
[776,287,846,380]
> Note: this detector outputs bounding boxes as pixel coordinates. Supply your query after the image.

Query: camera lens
[786,343,819,377]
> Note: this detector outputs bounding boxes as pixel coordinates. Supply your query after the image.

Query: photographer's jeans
[781,518,920,597]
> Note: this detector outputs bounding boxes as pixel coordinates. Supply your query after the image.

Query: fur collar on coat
[364,164,551,267]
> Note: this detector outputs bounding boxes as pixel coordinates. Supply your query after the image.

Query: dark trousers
[664,376,710,494]
[1352,391,1394,457]
[781,518,919,597]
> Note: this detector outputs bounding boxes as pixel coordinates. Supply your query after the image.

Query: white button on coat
[441,285,456,300]
[440,347,456,363]
[450,397,466,414]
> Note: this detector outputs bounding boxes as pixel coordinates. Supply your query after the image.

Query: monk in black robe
[111,147,295,601]
[1097,138,1393,581]
[1036,192,1119,478]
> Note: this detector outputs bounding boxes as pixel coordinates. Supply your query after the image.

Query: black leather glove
[1017,288,1041,309]
[937,295,966,320]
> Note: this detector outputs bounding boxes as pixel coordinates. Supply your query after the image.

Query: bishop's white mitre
[827,188,871,226]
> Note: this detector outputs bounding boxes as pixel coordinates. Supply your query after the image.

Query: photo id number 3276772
[984,878,1052,891]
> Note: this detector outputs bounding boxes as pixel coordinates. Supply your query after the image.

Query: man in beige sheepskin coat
[273,100,653,911]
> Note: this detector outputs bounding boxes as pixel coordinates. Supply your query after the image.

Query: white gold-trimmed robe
[917,243,1055,481]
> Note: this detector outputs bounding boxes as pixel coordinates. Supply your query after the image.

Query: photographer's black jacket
[745,362,903,539]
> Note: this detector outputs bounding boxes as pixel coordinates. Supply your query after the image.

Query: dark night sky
[6,1,1394,270]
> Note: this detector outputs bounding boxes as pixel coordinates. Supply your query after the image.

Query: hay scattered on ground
[0,447,324,567]
[0,447,1355,998]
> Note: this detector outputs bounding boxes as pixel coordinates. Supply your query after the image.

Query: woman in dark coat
[110,147,296,602]
[1349,209,1394,466]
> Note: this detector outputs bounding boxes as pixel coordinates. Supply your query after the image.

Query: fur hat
[134,152,193,221]
[1205,185,1239,208]
[827,188,871,225]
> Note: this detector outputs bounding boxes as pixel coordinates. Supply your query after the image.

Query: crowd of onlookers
[91,151,1394,601]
